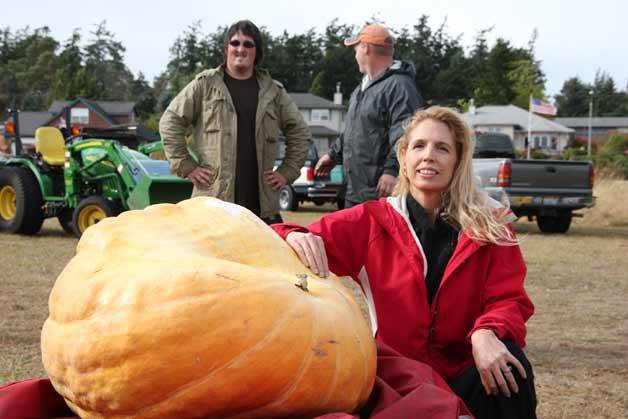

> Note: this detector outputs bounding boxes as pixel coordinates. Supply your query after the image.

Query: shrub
[594,134,628,179]
[561,147,589,161]
[531,149,550,159]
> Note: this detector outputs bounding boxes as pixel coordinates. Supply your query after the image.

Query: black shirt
[406,194,459,306]
[223,72,260,216]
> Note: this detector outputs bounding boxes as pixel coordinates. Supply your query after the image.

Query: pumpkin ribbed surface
[41,197,376,418]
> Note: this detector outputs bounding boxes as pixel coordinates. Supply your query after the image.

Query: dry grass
[1,183,627,417]
[576,178,628,227]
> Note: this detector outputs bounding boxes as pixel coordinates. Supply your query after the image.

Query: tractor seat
[35,127,66,166]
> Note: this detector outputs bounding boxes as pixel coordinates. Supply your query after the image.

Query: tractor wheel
[72,196,122,238]
[0,167,44,235]
[278,185,298,211]
[537,212,572,234]
[57,209,75,235]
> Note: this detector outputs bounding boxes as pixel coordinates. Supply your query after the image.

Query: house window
[311,109,330,122]
[534,136,550,148]
[71,108,89,125]
[488,127,501,133]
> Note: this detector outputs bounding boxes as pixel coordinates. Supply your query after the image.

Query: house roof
[309,125,340,137]
[5,111,52,137]
[289,93,344,110]
[554,117,628,129]
[46,98,116,126]
[49,98,135,116]
[463,105,573,133]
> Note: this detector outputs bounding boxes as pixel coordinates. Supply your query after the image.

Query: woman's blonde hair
[393,106,515,244]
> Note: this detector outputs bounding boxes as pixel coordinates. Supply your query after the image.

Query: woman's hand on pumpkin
[286,232,329,278]
[470,329,526,398]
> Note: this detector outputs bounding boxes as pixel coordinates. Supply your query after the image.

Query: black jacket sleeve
[383,77,424,176]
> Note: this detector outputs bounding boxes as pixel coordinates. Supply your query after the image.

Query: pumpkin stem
[295,274,309,292]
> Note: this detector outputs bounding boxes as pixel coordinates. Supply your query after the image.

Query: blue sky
[7,0,628,98]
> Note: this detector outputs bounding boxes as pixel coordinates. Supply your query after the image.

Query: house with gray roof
[463,105,573,156]
[3,98,139,153]
[46,97,136,129]
[289,92,344,155]
[5,111,52,150]
[554,117,628,140]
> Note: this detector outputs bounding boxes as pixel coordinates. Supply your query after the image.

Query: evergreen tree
[48,29,85,103]
[0,26,59,113]
[555,77,592,116]
[82,21,134,101]
[309,20,358,101]
[131,72,156,120]
[473,38,518,105]
[592,71,624,116]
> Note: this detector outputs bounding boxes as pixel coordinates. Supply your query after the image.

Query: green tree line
[1,18,627,126]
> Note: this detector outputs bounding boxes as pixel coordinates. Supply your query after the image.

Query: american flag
[530,97,557,116]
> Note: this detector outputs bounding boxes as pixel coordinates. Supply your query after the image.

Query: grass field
[1,180,627,417]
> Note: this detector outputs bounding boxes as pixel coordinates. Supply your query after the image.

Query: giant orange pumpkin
[41,197,377,418]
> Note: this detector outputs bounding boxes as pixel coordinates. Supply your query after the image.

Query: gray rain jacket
[330,60,423,204]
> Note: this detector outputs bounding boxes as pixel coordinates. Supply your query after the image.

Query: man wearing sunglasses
[160,20,311,224]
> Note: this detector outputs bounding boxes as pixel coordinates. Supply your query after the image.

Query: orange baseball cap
[344,24,394,49]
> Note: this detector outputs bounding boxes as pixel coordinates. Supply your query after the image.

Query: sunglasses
[229,40,255,49]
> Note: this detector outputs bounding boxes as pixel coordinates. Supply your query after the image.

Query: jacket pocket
[262,108,280,171]
[196,99,224,181]
[263,108,280,141]
[203,98,223,132]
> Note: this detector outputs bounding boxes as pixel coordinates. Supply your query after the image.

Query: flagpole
[527,94,532,159]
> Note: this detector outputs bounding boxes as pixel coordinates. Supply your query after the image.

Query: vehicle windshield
[277,142,318,161]
[122,148,173,180]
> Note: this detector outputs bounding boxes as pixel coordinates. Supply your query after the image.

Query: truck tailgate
[511,160,590,189]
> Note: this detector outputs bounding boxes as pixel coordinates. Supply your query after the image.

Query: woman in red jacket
[271,106,537,419]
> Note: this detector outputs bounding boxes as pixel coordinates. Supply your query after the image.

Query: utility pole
[8,74,23,155]
[587,90,593,158]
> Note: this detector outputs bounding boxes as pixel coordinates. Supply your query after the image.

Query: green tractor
[0,126,192,237]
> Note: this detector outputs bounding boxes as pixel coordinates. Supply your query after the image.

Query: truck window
[474,133,516,159]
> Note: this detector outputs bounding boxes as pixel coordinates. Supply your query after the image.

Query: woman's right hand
[470,329,527,397]
[286,232,329,278]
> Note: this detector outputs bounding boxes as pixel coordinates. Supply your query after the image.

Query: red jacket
[272,196,534,381]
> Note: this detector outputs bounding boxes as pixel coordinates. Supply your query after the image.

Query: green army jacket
[159,65,311,219]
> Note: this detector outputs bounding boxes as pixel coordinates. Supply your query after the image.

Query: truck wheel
[72,196,122,238]
[537,212,572,234]
[278,186,298,211]
[0,167,44,235]
[57,209,75,235]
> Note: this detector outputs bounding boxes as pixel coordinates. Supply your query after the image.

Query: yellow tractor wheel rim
[77,204,107,233]
[0,185,17,221]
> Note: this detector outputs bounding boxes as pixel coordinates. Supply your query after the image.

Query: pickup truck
[276,143,345,211]
[473,133,595,233]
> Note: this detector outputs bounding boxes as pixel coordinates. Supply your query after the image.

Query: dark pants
[448,341,537,419]
[262,213,283,225]
[345,199,359,209]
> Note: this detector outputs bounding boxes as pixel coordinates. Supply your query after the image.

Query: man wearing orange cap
[315,24,423,207]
